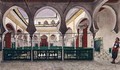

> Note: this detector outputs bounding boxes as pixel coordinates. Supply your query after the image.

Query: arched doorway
[78,18,89,47]
[34,6,61,47]
[40,35,48,46]
[3,6,29,48]
[65,6,91,48]
[49,34,57,46]
[4,23,15,48]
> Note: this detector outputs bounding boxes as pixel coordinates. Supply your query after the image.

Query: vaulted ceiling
[2,0,119,33]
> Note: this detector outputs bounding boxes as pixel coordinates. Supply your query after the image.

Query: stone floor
[0,51,120,70]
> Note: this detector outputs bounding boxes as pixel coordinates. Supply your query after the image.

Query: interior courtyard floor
[0,51,120,70]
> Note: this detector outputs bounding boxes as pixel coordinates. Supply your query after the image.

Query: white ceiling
[35,9,57,18]
[18,8,28,19]
[66,8,79,21]
[18,7,80,21]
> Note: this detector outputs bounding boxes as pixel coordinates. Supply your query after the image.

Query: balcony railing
[3,46,93,61]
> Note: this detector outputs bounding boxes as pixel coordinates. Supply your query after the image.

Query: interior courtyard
[0,0,120,70]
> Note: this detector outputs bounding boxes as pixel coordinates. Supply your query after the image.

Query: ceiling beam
[66,10,84,25]
[13,9,28,26]
[7,12,26,30]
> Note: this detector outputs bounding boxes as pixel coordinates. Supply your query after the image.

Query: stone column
[15,34,17,49]
[26,13,36,61]
[62,35,64,61]
[59,14,68,61]
[38,33,40,47]
[74,36,76,49]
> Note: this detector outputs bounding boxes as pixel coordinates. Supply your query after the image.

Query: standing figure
[111,37,120,64]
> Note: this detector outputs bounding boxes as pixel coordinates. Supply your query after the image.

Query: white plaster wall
[67,12,86,34]
[5,17,16,31]
[64,28,73,46]
[95,8,118,51]
[75,12,86,33]
[17,25,23,32]
[10,11,27,29]
[35,18,59,24]
[87,33,93,48]
[67,22,74,32]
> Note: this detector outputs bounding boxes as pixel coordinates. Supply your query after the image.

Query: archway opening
[49,34,57,46]
[78,18,89,48]
[95,5,117,51]
[40,35,48,46]
[65,6,92,48]
[34,6,61,47]
[3,6,29,48]
[4,24,15,48]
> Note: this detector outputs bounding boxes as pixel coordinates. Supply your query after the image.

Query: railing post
[92,33,96,60]
[30,35,33,61]
[62,35,64,61]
